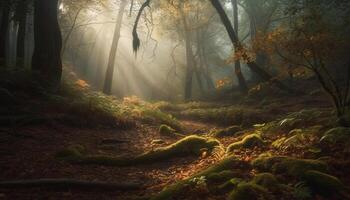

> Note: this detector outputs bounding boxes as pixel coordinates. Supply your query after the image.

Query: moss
[159,124,176,136]
[135,135,220,162]
[212,126,242,138]
[303,170,344,197]
[252,173,279,189]
[228,182,268,200]
[141,109,183,131]
[151,156,243,200]
[227,134,264,153]
[55,145,84,161]
[177,105,272,127]
[252,155,328,177]
[57,136,220,166]
[206,170,238,183]
[217,178,243,192]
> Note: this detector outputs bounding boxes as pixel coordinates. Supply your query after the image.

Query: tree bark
[181,10,195,101]
[209,0,297,94]
[0,1,10,66]
[103,0,127,95]
[232,0,248,94]
[32,0,62,91]
[16,1,28,68]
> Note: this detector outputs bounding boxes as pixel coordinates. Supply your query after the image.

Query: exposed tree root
[57,135,221,166]
[0,179,142,190]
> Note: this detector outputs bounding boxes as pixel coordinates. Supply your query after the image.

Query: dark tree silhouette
[0,1,10,66]
[32,0,62,90]
[15,0,28,68]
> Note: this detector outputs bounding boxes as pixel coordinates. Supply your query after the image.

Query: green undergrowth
[153,101,222,112]
[252,154,328,177]
[170,105,275,127]
[259,108,336,136]
[150,156,246,200]
[0,68,184,129]
[56,135,221,166]
[210,126,243,138]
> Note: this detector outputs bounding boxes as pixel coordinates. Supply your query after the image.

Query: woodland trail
[0,111,234,200]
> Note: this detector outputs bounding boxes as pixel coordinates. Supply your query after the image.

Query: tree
[209,0,296,94]
[15,0,29,68]
[0,1,10,66]
[231,0,248,94]
[133,0,297,94]
[103,0,128,95]
[260,1,350,122]
[32,0,62,90]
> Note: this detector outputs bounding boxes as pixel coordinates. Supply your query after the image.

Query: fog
[58,0,250,101]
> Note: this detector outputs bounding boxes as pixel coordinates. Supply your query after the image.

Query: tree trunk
[31,0,62,91]
[209,0,297,94]
[17,1,28,68]
[181,11,195,101]
[103,0,127,95]
[0,1,10,66]
[232,0,248,94]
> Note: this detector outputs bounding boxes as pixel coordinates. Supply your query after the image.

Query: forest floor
[0,70,350,200]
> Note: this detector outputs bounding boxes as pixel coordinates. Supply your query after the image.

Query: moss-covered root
[252,155,328,177]
[151,156,246,200]
[227,134,264,153]
[135,135,220,163]
[56,135,220,166]
[228,182,268,200]
[158,124,184,137]
[303,170,347,197]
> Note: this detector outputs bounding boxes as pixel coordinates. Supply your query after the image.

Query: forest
[0,0,350,199]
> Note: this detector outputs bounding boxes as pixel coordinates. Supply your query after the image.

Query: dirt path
[0,117,227,200]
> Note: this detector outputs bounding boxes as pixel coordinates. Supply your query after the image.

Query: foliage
[151,156,243,200]
[252,155,328,177]
[303,170,345,197]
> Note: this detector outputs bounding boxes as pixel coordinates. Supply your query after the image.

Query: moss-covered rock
[228,182,268,200]
[159,124,177,137]
[252,155,328,177]
[227,134,264,153]
[303,170,344,197]
[212,126,242,138]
